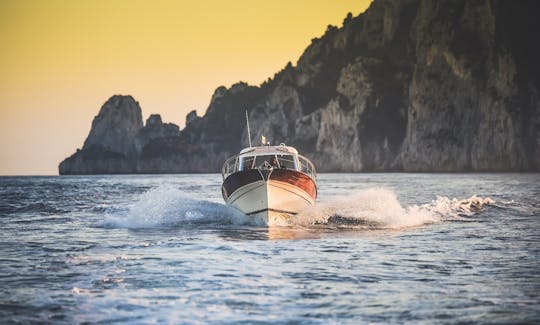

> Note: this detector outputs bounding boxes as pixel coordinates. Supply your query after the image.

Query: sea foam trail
[101,186,494,229]
[101,187,248,228]
[294,188,494,229]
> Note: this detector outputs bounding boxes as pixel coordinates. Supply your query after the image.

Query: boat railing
[222,154,240,180]
[222,153,317,181]
[297,154,317,180]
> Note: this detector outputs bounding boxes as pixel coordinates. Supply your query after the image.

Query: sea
[0,173,539,324]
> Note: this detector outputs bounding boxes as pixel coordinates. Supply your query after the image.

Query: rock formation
[59,95,143,174]
[59,0,540,174]
[399,0,540,171]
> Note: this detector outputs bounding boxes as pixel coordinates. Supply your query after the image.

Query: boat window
[254,154,297,170]
[277,154,296,170]
[239,156,255,170]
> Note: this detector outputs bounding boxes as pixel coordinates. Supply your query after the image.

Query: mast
[245,110,252,148]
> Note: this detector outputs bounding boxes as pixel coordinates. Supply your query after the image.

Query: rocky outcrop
[59,0,540,174]
[59,95,143,174]
[59,94,229,174]
[60,96,183,174]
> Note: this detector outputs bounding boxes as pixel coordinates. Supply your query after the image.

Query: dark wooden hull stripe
[222,169,262,200]
[222,169,317,201]
[270,169,317,199]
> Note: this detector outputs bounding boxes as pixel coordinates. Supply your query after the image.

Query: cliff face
[60,95,142,174]
[82,95,143,157]
[400,0,540,171]
[59,0,540,174]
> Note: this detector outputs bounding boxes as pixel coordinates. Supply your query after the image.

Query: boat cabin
[238,145,298,171]
[222,144,316,180]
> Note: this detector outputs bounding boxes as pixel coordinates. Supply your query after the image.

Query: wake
[101,186,494,229]
[101,187,249,228]
[293,188,494,229]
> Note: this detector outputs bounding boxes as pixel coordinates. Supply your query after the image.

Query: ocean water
[0,173,539,324]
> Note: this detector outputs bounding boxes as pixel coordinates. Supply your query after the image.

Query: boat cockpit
[239,154,297,171]
[222,144,316,180]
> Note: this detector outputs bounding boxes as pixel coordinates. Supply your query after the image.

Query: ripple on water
[1,174,539,323]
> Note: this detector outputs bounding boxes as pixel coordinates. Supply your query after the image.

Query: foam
[293,188,494,229]
[101,186,248,228]
[100,186,494,230]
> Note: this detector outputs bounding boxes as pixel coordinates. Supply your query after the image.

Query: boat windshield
[222,152,316,180]
[239,154,297,171]
[239,156,255,170]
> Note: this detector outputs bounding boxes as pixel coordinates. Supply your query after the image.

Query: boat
[221,143,317,226]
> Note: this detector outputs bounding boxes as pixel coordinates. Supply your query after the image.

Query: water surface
[1,173,539,323]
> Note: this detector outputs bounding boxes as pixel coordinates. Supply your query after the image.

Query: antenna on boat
[245,110,252,148]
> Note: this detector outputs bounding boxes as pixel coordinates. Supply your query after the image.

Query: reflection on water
[217,225,412,241]
[266,226,324,240]
[216,226,327,240]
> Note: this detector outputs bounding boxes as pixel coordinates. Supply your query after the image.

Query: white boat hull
[226,179,315,226]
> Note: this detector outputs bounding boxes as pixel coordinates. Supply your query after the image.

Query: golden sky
[0,0,372,175]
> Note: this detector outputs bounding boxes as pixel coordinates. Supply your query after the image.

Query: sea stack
[59,95,216,174]
[59,95,143,174]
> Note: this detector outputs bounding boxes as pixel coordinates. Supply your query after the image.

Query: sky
[0,0,372,175]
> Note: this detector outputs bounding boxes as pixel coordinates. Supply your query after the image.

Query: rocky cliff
[399,0,540,171]
[59,0,540,174]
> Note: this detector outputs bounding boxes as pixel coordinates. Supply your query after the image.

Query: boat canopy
[239,144,298,156]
